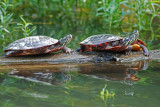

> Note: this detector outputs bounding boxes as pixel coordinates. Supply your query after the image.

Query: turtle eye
[132,30,138,35]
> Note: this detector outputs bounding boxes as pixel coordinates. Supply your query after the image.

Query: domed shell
[4,36,58,50]
[80,34,123,45]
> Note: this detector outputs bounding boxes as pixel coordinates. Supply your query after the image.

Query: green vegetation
[17,16,36,37]
[96,0,160,30]
[0,0,160,55]
[99,84,115,106]
[100,84,115,100]
[0,0,13,49]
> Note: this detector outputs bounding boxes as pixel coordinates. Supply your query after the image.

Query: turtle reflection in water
[9,72,71,85]
[78,60,151,85]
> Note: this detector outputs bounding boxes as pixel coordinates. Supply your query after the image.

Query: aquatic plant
[100,84,115,100]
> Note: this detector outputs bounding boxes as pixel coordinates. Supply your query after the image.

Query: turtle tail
[2,51,15,57]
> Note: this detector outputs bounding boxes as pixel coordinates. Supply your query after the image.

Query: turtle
[3,34,72,57]
[77,30,149,56]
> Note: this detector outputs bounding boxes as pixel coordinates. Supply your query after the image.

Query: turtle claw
[125,50,132,55]
[144,52,150,57]
[62,47,73,54]
[110,56,120,62]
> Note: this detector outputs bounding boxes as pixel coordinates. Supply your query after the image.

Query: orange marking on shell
[105,42,108,45]
[92,45,96,47]
[85,45,92,51]
[108,46,127,52]
[99,44,103,47]
[137,39,145,46]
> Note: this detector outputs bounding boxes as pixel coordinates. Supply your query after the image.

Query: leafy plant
[96,0,160,30]
[0,0,13,54]
[0,0,13,39]
[97,0,128,29]
[100,84,115,100]
[128,0,160,30]
[17,16,36,37]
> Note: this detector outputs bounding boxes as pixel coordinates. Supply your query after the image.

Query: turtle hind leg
[62,47,73,54]
[3,50,17,57]
[3,50,24,57]
[75,47,81,52]
[2,53,6,58]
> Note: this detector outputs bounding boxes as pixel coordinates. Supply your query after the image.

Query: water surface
[0,59,160,107]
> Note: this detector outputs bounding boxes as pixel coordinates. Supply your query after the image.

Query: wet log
[0,50,160,64]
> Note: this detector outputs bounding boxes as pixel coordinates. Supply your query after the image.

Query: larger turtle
[78,30,149,56]
[3,34,72,57]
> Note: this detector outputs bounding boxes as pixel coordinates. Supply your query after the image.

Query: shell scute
[80,34,123,52]
[4,36,58,50]
[80,34,122,45]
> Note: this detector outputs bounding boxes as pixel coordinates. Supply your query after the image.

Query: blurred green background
[0,0,160,55]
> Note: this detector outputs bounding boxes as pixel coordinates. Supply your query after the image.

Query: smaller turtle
[77,30,149,56]
[3,34,72,57]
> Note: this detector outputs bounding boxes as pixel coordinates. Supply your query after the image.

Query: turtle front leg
[139,44,150,57]
[125,44,141,55]
[125,46,133,55]
[62,47,73,54]
[75,47,82,52]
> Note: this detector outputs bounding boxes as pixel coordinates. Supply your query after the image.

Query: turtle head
[122,30,139,46]
[59,34,72,46]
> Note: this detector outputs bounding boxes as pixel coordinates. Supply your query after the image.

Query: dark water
[0,59,160,107]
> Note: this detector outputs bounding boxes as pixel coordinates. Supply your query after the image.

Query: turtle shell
[4,36,58,50]
[4,36,61,56]
[79,34,126,52]
[80,34,122,45]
